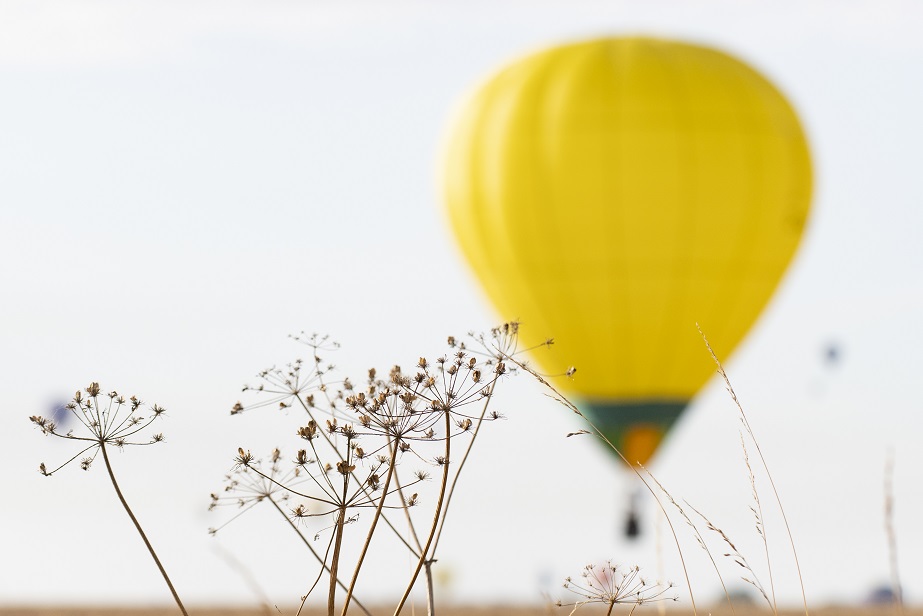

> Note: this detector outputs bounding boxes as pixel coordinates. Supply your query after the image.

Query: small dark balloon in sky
[824,342,842,366]
[50,401,71,429]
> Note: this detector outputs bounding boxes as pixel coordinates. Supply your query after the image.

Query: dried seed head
[236,448,253,466]
[297,423,318,440]
[86,382,101,397]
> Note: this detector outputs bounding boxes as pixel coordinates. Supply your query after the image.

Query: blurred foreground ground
[0,607,915,616]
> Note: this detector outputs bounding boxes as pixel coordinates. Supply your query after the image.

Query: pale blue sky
[2,0,921,608]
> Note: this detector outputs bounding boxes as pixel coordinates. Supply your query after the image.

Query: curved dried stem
[100,442,188,616]
[392,409,452,616]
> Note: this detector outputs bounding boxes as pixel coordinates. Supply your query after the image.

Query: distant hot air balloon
[443,38,812,473]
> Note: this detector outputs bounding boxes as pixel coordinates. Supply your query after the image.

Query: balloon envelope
[443,37,812,464]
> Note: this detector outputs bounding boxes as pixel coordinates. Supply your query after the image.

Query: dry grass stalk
[698,325,808,616]
[495,351,698,616]
[643,470,736,615]
[884,448,903,615]
[738,433,776,613]
[685,502,770,608]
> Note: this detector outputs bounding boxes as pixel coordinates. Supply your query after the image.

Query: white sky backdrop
[1,0,922,609]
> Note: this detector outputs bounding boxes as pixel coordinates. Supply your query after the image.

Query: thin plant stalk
[741,433,777,614]
[328,504,348,616]
[340,438,401,616]
[411,376,498,616]
[390,451,429,611]
[644,468,736,615]
[885,448,903,615]
[297,528,339,616]
[699,325,808,616]
[268,497,374,616]
[393,408,452,616]
[500,354,697,616]
[100,442,189,616]
[430,377,497,555]
[210,543,274,616]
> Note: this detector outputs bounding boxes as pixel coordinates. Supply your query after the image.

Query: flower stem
[340,438,400,616]
[328,505,347,616]
[393,409,451,616]
[100,442,188,616]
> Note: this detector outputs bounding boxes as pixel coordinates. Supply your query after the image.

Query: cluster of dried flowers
[30,382,166,475]
[29,323,687,616]
[557,562,676,616]
[209,324,525,616]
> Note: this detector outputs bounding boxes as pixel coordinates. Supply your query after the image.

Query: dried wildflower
[30,382,169,476]
[226,323,534,616]
[336,461,356,475]
[235,448,254,467]
[233,333,341,418]
[297,422,318,440]
[558,562,676,615]
[209,448,306,534]
[30,382,187,615]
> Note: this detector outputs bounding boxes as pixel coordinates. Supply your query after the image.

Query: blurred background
[1,0,921,609]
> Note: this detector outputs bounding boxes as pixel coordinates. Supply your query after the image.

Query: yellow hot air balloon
[443,37,811,467]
